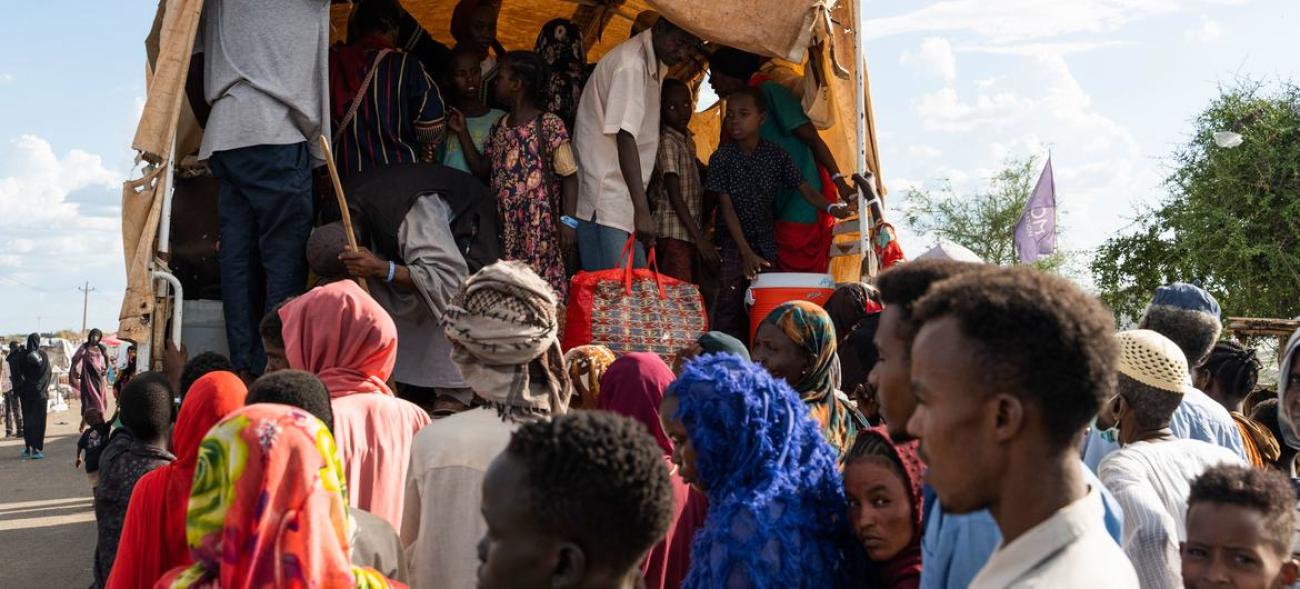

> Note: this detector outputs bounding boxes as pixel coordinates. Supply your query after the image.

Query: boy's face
[450,54,484,100]
[708,71,747,98]
[662,84,693,131]
[1183,501,1299,589]
[906,316,1003,514]
[477,453,562,589]
[869,307,918,439]
[467,6,497,53]
[724,94,764,142]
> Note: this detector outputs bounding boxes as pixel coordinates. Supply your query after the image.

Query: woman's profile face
[659,394,703,491]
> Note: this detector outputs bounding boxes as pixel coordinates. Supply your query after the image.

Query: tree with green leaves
[1091,81,1300,321]
[899,155,1067,271]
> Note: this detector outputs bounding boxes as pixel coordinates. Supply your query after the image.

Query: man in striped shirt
[329,0,447,179]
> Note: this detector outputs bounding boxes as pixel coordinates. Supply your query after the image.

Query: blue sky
[0,0,1295,334]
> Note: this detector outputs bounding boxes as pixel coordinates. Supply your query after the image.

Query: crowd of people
[196,0,861,395]
[12,256,1292,589]
[7,0,1299,587]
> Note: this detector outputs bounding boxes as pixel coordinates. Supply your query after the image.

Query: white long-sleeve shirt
[1099,439,1243,589]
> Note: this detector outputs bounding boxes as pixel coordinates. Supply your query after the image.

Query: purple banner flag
[1014,157,1057,263]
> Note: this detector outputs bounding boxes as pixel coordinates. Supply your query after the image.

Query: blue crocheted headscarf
[669,353,855,588]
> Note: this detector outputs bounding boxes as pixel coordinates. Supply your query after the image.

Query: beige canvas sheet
[122,0,885,337]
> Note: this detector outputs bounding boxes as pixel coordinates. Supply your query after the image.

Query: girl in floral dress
[479,50,578,299]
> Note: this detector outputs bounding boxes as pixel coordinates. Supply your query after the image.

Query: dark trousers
[655,237,694,283]
[3,391,22,436]
[21,395,45,452]
[209,143,314,373]
[710,245,752,344]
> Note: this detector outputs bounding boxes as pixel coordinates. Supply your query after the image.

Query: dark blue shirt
[78,422,112,473]
[704,139,802,261]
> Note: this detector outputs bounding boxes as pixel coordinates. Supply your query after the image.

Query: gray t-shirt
[198,0,331,162]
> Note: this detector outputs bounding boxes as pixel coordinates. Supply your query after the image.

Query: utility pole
[79,282,95,335]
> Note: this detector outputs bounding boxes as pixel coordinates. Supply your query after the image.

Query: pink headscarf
[280,281,397,398]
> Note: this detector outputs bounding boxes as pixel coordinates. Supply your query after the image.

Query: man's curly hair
[506,411,675,573]
[1189,464,1297,553]
[913,266,1119,449]
[876,260,983,351]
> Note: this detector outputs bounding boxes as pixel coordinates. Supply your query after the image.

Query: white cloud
[900,37,957,82]
[864,0,1246,43]
[906,145,944,158]
[961,41,1129,58]
[0,73,13,84]
[1185,17,1225,43]
[894,52,1160,251]
[0,136,124,275]
[0,135,120,227]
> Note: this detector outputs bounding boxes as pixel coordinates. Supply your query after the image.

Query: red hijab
[280,280,398,398]
[597,353,675,455]
[597,353,701,589]
[329,33,395,123]
[856,427,924,589]
[106,371,248,589]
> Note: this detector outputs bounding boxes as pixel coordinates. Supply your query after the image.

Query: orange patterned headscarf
[153,404,402,589]
[565,345,617,409]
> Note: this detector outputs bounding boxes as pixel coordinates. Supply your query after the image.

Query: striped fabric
[335,50,447,178]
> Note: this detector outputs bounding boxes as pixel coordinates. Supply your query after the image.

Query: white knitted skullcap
[1115,329,1194,395]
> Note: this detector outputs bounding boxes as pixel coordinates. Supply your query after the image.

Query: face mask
[1097,421,1119,444]
[1094,397,1121,444]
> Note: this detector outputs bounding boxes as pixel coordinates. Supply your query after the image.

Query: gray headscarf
[1276,328,1300,449]
[443,261,571,419]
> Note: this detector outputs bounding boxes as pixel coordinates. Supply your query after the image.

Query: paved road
[0,400,97,588]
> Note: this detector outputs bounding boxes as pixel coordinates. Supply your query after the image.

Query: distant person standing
[196,0,331,379]
[14,333,50,459]
[572,18,700,270]
[71,328,111,422]
[3,341,22,439]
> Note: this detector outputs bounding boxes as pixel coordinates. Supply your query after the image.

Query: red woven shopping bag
[562,237,708,364]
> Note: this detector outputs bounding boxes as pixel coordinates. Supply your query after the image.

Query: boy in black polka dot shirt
[705,87,850,340]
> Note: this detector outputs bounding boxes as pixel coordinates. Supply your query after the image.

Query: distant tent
[914,240,985,264]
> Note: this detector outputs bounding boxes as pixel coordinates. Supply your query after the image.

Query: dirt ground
[0,399,98,588]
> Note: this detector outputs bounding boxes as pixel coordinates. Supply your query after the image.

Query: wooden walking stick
[318,135,370,294]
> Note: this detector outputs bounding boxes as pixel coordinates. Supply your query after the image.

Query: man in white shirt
[570,19,700,270]
[1097,329,1244,589]
[1084,283,1247,471]
[906,267,1138,588]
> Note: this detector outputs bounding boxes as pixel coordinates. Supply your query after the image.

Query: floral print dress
[483,112,571,299]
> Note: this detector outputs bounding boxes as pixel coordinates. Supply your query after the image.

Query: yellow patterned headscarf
[158,404,398,588]
[565,345,617,409]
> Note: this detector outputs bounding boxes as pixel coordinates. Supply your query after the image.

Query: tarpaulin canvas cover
[122,0,885,343]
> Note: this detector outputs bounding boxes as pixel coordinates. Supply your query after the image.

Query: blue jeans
[576,214,646,271]
[209,143,313,373]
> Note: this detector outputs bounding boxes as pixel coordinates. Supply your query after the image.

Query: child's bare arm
[797,182,851,219]
[718,194,770,278]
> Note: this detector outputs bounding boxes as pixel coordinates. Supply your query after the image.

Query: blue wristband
[386,261,396,283]
[561,215,580,229]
